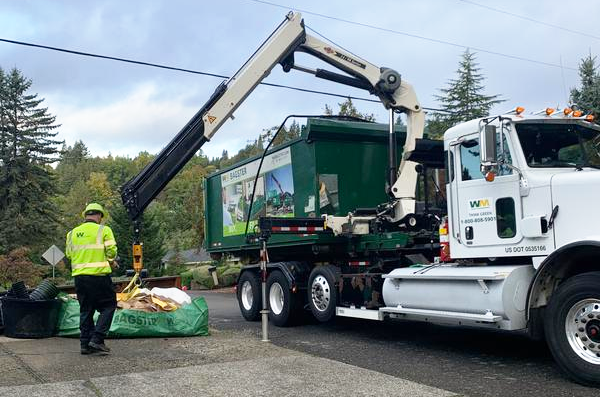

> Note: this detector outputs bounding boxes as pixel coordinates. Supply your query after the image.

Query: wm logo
[76,232,85,238]
[469,199,490,209]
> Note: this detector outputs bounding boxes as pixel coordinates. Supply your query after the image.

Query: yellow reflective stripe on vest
[103,239,116,247]
[96,225,105,245]
[72,261,111,270]
[69,244,105,252]
[67,231,74,254]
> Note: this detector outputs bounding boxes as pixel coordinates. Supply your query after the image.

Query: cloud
[48,83,201,157]
[3,0,600,160]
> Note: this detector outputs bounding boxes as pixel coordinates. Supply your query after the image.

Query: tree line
[1,50,599,288]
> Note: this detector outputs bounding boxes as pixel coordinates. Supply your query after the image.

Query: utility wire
[457,0,600,41]
[0,37,451,113]
[0,38,229,79]
[306,25,356,58]
[245,0,577,71]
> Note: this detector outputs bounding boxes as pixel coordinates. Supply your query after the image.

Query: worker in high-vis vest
[66,203,118,355]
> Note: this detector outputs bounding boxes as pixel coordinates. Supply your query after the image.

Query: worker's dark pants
[74,275,116,347]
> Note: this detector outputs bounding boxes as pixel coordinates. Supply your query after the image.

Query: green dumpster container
[204,118,407,258]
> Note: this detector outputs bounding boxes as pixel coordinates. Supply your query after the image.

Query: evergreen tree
[110,204,165,277]
[431,50,505,138]
[324,98,376,121]
[0,67,62,254]
[570,54,600,117]
[55,140,90,193]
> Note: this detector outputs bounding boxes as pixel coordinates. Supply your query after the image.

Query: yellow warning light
[545,108,555,116]
[585,114,595,122]
[563,108,573,116]
[573,110,583,117]
[515,106,525,115]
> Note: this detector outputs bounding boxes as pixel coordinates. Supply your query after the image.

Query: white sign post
[42,245,65,279]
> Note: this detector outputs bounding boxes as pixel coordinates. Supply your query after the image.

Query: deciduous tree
[0,247,45,288]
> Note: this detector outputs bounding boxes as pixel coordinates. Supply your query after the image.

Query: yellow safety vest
[66,221,117,276]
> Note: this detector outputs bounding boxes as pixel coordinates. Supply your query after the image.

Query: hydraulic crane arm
[121,12,305,221]
[121,11,424,222]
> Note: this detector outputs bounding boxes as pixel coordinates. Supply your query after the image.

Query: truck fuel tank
[381,264,534,330]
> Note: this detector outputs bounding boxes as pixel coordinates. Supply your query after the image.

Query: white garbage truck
[121,12,600,386]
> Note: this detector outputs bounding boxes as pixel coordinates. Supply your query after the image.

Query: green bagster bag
[56,296,209,338]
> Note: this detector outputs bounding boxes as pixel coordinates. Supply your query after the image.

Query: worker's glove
[109,258,120,270]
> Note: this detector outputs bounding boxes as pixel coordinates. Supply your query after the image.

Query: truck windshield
[515,122,600,168]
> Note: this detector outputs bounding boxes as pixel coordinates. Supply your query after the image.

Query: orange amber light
[515,106,525,115]
[573,110,583,117]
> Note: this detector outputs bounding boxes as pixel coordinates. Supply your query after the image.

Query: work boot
[80,345,93,355]
[88,341,111,353]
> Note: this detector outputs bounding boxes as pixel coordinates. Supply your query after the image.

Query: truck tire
[237,271,261,321]
[545,272,600,387]
[266,270,299,327]
[307,265,340,322]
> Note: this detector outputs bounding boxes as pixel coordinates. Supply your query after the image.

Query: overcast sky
[1,0,599,159]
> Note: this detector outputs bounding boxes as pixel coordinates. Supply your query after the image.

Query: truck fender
[527,240,600,322]
[238,261,312,290]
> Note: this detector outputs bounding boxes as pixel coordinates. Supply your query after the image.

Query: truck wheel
[237,271,260,321]
[308,265,340,322]
[266,270,298,327]
[545,272,600,387]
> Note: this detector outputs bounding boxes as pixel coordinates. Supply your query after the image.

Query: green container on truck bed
[204,118,407,259]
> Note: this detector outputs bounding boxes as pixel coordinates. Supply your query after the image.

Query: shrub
[180,270,193,289]
[0,247,45,289]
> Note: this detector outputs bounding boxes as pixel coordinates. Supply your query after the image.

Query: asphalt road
[194,290,599,397]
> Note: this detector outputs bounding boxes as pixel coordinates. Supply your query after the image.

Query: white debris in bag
[150,287,192,306]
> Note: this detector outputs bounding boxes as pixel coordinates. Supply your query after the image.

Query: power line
[0,37,450,113]
[245,0,578,71]
[457,0,600,41]
[306,26,356,58]
[0,38,229,79]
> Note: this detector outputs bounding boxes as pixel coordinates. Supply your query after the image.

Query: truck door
[453,131,522,250]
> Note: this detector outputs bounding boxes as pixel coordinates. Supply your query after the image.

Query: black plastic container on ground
[0,297,61,338]
[8,281,29,299]
[29,280,60,300]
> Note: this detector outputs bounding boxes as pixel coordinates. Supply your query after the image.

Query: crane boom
[121,11,424,222]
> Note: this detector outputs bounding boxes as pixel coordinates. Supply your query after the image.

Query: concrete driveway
[0,295,458,397]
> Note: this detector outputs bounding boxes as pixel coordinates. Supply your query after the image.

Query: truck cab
[445,111,600,262]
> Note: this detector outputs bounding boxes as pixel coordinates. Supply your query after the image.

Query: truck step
[336,306,383,321]
[379,306,502,323]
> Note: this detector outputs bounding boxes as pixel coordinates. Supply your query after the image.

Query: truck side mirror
[480,124,498,167]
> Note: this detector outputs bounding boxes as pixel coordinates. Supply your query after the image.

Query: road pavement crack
[0,341,47,384]
[83,379,103,397]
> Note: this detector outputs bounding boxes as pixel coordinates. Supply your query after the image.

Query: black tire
[266,270,300,327]
[307,265,340,322]
[545,272,600,387]
[237,270,261,321]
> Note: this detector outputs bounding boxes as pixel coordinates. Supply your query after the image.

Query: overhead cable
[0,37,451,113]
[245,0,577,71]
[457,0,600,41]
